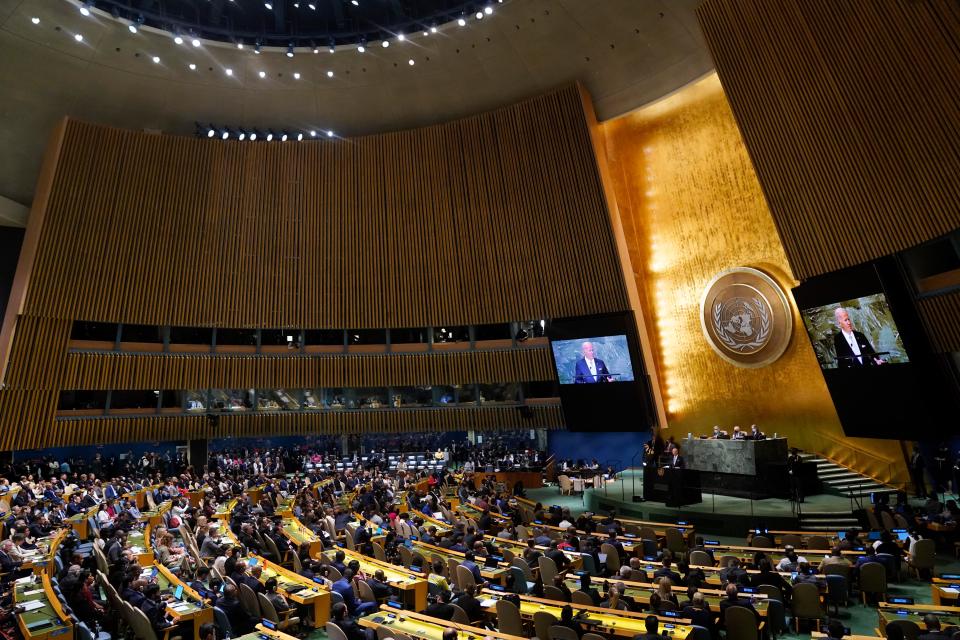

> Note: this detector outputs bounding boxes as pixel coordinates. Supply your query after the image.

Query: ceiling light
[476,11,483,19]
[294,2,300,7]
[80,3,91,17]
[237,42,244,49]
[255,43,262,54]
[74,33,84,42]
[326,70,334,77]
[207,127,215,138]
[264,2,273,9]
[297,133,304,141]
[351,0,359,5]
[31,17,40,24]
[174,35,184,45]
[309,3,317,9]
[238,132,246,141]
[457,18,466,26]
[192,38,201,47]
[152,56,160,64]
[397,33,405,41]
[221,130,229,140]
[249,132,257,141]
[423,30,429,36]
[310,130,317,137]
[286,44,295,57]
[485,6,494,15]
[381,40,389,48]
[326,130,334,138]
[408,59,415,66]
[225,68,233,76]
[281,133,288,142]
[313,47,320,54]
[293,72,301,79]
[258,71,266,78]
[128,22,139,34]
[357,45,365,53]
[266,132,274,141]
[329,40,336,53]
[189,63,197,70]
[430,26,438,33]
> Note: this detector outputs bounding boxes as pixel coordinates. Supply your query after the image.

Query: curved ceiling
[0,0,713,210]
[89,0,483,47]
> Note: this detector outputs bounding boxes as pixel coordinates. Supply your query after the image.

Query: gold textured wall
[600,74,908,486]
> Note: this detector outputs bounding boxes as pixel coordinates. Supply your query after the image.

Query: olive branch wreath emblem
[712,298,772,352]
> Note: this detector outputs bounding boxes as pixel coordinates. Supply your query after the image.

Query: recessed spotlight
[225,68,233,76]
[397,33,405,41]
[286,43,295,57]
[326,130,334,138]
[297,133,304,141]
[207,128,215,138]
[310,130,317,137]
[264,2,273,9]
[351,0,359,5]
[128,22,139,34]
[430,26,438,33]
[221,130,229,140]
[357,45,365,53]
[74,33,84,42]
[485,6,493,15]
[80,4,91,17]
[249,132,257,141]
[293,72,301,79]
[423,30,429,36]
[31,16,40,24]
[236,42,244,49]
[189,63,197,70]
[174,35,184,45]
[329,45,335,53]
[309,3,317,9]
[457,18,466,26]
[192,38,201,47]
[266,132,274,141]
[281,133,288,142]
[238,132,246,141]
[258,70,266,78]
[327,70,334,77]
[152,56,160,64]
[313,47,319,54]
[408,58,415,66]
[381,40,389,48]
[255,43,262,54]
[476,11,483,19]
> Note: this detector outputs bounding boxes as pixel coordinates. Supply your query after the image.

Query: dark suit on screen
[833,331,879,368]
[574,357,611,383]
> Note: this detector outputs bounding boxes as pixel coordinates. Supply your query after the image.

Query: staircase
[797,452,898,531]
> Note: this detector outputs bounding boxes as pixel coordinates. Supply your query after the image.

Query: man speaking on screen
[832,307,884,367]
[574,341,613,383]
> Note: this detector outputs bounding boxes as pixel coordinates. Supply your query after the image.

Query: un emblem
[700,267,793,368]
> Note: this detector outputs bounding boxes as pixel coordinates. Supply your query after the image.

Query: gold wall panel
[918,290,960,353]
[696,0,960,281]
[600,74,908,486]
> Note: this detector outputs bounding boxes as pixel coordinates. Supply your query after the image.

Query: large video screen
[551,335,636,384]
[793,259,957,439]
[548,313,654,432]
[800,293,909,370]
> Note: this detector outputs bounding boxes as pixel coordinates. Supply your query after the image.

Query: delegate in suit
[573,341,613,383]
[832,307,884,368]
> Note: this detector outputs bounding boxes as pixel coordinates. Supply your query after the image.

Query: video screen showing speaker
[800,293,909,370]
[793,259,957,439]
[551,335,636,384]
[548,312,654,431]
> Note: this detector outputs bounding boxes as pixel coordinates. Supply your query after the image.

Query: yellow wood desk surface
[481,589,695,638]
[247,553,331,627]
[359,605,527,640]
[148,562,213,640]
[323,546,428,612]
[410,541,510,585]
[14,573,74,640]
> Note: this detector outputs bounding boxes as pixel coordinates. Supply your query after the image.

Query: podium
[643,465,702,507]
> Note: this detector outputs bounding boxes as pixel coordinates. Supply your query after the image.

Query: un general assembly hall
[0,1,959,639]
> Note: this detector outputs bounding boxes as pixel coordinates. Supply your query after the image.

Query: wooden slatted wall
[696,0,960,281]
[917,291,960,353]
[0,85,625,448]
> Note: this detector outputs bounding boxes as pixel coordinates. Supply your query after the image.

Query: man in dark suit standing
[573,342,612,383]
[833,307,884,367]
[666,447,684,469]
